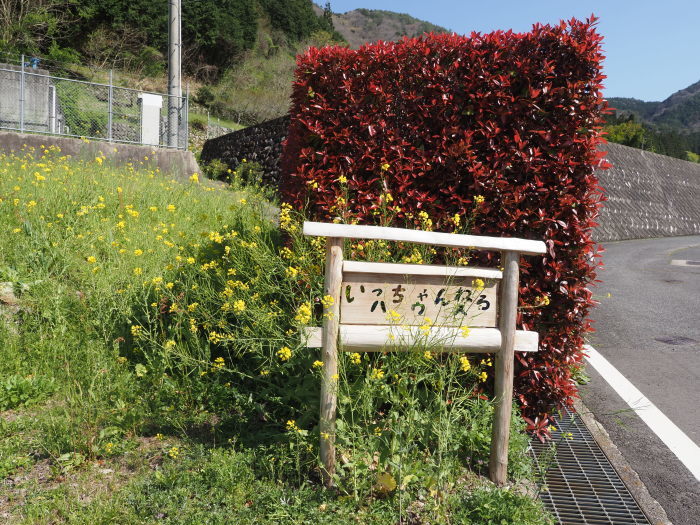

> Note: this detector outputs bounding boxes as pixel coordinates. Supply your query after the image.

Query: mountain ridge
[608,79,700,132]
[313,4,450,48]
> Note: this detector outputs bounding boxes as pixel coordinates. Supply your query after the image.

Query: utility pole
[168,0,181,148]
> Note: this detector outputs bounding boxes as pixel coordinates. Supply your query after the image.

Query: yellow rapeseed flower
[233,299,245,312]
[279,203,296,232]
[419,316,433,335]
[350,353,361,365]
[386,309,401,323]
[277,346,292,361]
[294,303,312,325]
[459,356,471,372]
[86,256,97,264]
[312,360,324,369]
[321,294,334,309]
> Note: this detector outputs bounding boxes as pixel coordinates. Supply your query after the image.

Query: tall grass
[0,146,551,523]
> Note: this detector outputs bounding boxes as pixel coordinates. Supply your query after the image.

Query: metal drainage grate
[530,407,651,525]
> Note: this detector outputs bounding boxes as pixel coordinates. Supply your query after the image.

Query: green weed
[0,146,551,523]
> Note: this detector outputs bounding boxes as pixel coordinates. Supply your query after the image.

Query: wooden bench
[302,221,546,486]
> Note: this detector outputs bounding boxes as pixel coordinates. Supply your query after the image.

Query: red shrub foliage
[280,17,610,434]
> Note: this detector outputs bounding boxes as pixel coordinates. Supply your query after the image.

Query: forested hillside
[0,0,338,79]
[0,1,455,128]
[4,1,698,162]
[606,80,700,162]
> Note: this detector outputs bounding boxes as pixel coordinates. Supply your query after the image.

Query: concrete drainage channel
[530,407,652,525]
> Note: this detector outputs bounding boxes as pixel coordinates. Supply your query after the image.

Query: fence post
[320,237,343,487]
[19,54,25,133]
[184,84,189,151]
[489,250,520,485]
[108,69,113,142]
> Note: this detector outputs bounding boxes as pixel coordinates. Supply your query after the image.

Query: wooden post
[489,250,520,485]
[320,237,343,486]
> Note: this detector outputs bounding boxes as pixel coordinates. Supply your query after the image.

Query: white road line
[670,259,699,267]
[584,344,700,482]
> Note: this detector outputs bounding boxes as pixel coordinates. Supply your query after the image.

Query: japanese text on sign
[340,273,498,327]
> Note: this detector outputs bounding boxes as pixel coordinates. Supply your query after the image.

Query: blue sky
[326,1,700,101]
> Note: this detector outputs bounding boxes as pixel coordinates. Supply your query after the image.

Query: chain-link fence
[0,56,188,149]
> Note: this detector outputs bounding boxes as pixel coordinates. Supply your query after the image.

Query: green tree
[0,0,78,54]
[260,0,324,41]
[604,119,654,151]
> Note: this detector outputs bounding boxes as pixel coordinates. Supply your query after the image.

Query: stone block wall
[200,115,290,185]
[200,119,700,242]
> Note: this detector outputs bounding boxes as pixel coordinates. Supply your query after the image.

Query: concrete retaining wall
[0,64,52,132]
[596,143,700,241]
[200,120,700,242]
[0,131,201,183]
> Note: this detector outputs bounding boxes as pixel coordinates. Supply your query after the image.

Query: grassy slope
[0,150,552,524]
[204,25,343,126]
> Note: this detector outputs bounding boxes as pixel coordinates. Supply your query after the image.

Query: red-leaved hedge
[280,18,610,434]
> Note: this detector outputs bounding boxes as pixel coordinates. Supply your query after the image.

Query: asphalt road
[581,235,700,525]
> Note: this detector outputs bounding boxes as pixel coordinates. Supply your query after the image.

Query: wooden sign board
[340,273,498,327]
[301,221,547,488]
